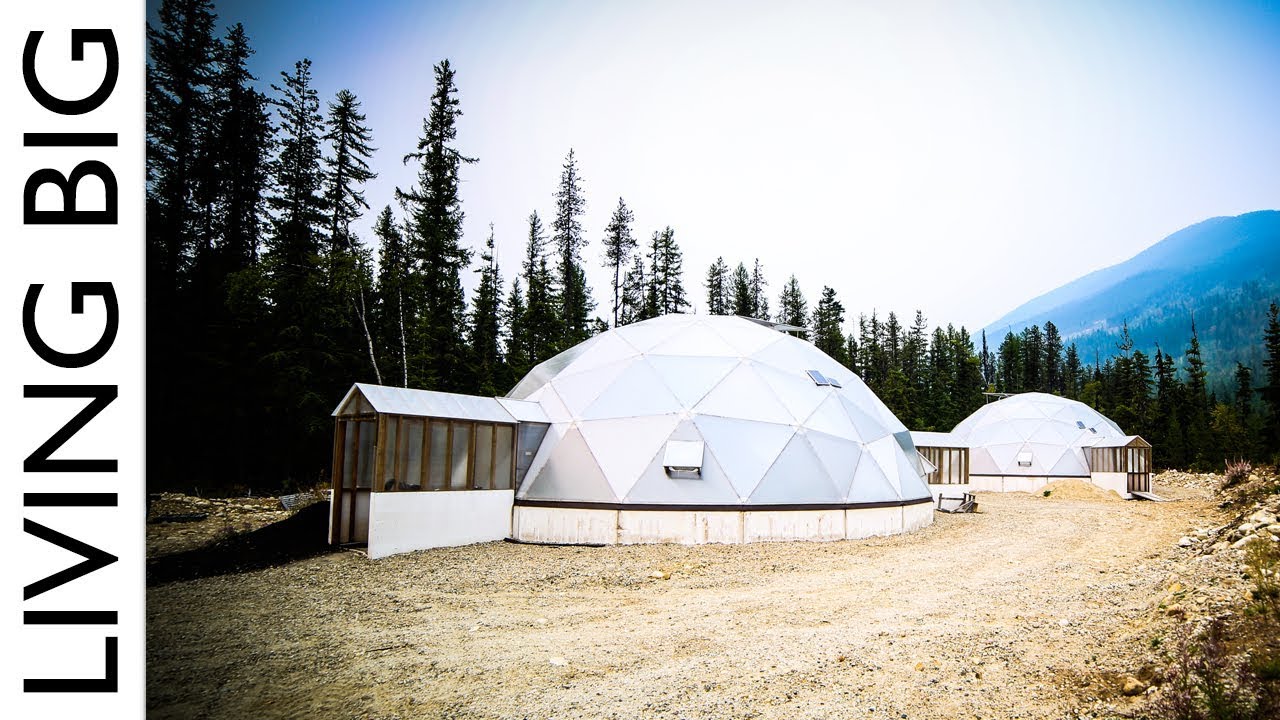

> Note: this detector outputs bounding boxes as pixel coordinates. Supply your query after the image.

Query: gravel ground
[147,475,1230,720]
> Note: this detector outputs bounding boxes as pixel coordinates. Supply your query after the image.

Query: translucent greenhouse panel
[450,422,471,490]
[803,395,859,439]
[837,396,893,443]
[866,436,904,496]
[648,323,740,357]
[341,422,358,487]
[966,446,1001,475]
[539,334,600,376]
[551,357,634,415]
[695,363,794,426]
[519,427,618,503]
[892,430,921,475]
[847,447,899,504]
[754,363,829,426]
[1049,448,1086,477]
[1007,418,1047,441]
[895,449,930,499]
[693,415,796,500]
[427,421,449,490]
[579,359,683,421]
[708,320,785,357]
[515,422,550,486]
[615,320,682,353]
[625,433,741,505]
[749,337,825,374]
[750,433,842,504]
[508,364,553,399]
[578,415,681,501]
[381,417,399,491]
[356,420,376,488]
[644,355,739,409]
[805,430,864,497]
[494,424,515,490]
[474,424,495,490]
[984,443,1027,474]
[556,330,637,377]
[401,418,425,490]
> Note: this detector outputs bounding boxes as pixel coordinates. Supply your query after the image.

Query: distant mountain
[980,210,1280,391]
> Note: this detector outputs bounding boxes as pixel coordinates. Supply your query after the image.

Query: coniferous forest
[147,0,1280,493]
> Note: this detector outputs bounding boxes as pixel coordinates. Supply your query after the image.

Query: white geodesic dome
[950,392,1125,478]
[507,314,930,507]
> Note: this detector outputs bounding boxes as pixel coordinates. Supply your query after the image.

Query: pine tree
[731,262,752,316]
[750,259,770,319]
[619,254,648,325]
[1262,302,1280,458]
[551,149,592,347]
[503,278,528,385]
[1064,343,1083,399]
[646,227,689,315]
[997,332,1023,393]
[323,88,380,382]
[1043,321,1064,394]
[776,275,808,336]
[600,197,636,326]
[1183,320,1212,468]
[704,257,730,315]
[811,286,847,365]
[519,211,560,365]
[373,206,409,387]
[1022,325,1044,392]
[396,59,477,391]
[980,330,995,389]
[1153,347,1187,468]
[468,224,505,396]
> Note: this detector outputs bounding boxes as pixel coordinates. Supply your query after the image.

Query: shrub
[1222,460,1252,489]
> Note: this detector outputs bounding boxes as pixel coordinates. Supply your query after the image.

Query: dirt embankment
[148,473,1239,720]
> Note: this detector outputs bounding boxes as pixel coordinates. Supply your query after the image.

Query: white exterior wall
[618,510,744,544]
[928,483,971,502]
[512,505,619,545]
[1090,471,1131,499]
[367,490,513,559]
[902,502,934,532]
[513,504,934,545]
[970,475,1072,493]
[844,505,902,539]
[744,509,847,543]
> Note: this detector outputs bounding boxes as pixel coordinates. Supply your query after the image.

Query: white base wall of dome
[511,503,934,545]
[511,505,619,544]
[971,475,1056,493]
[618,510,743,544]
[928,483,972,502]
[1089,472,1132,499]
[366,490,514,559]
[744,509,848,542]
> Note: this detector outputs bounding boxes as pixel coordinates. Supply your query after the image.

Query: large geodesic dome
[951,392,1124,478]
[508,314,931,510]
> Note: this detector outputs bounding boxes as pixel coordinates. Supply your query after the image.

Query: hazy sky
[149,0,1280,332]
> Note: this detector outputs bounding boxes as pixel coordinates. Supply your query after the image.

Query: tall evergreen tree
[551,149,592,346]
[373,206,409,387]
[619,254,648,325]
[646,227,689,315]
[503,278,528,385]
[1022,325,1045,392]
[1043,321,1064,394]
[396,59,477,391]
[812,286,847,365]
[980,329,996,389]
[731,262,752,316]
[750,259,770,319]
[468,225,505,396]
[1262,302,1280,457]
[1064,343,1084,399]
[1183,320,1212,468]
[997,332,1023,393]
[1152,347,1187,468]
[518,211,560,365]
[600,197,636,327]
[322,88,380,382]
[776,275,808,336]
[704,257,730,315]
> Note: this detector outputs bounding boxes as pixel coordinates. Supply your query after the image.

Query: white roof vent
[663,441,704,478]
[1016,451,1033,468]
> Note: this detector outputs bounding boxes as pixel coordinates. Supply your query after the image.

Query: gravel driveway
[148,479,1220,719]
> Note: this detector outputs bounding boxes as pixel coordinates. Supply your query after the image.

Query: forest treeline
[148,0,1280,492]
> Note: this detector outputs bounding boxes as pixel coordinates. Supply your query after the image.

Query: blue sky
[148,0,1280,331]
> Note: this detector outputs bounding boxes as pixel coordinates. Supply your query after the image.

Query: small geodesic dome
[507,314,930,511]
[950,392,1124,479]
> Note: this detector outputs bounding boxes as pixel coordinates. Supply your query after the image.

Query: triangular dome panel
[520,427,617,503]
[749,433,842,503]
[694,415,795,500]
[579,415,683,500]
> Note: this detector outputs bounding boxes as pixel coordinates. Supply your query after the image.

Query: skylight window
[1076,421,1086,429]
[806,370,841,387]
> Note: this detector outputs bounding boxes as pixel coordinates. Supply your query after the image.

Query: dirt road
[148,479,1223,719]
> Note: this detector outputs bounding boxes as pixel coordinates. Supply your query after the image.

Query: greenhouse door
[330,418,375,544]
